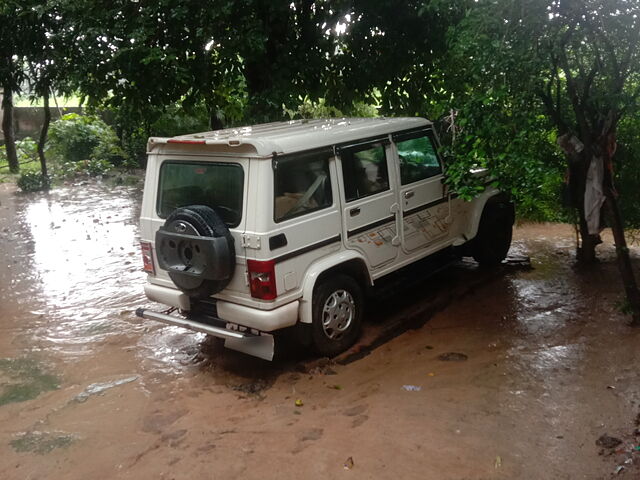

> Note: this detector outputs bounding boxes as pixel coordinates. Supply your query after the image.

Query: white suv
[136,117,514,360]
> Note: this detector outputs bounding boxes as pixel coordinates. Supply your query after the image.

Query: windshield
[157,161,244,227]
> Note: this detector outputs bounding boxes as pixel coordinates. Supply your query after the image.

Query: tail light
[247,259,277,300]
[141,241,156,275]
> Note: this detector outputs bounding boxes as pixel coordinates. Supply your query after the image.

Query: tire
[311,274,363,357]
[472,202,513,267]
[157,205,235,299]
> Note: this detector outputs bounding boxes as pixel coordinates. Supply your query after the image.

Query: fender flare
[464,188,511,241]
[298,250,372,324]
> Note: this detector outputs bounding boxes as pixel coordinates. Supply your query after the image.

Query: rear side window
[157,161,244,227]
[274,153,333,222]
[397,135,442,185]
[340,143,389,202]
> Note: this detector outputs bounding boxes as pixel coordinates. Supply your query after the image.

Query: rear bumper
[135,308,275,361]
[143,283,299,332]
[145,283,191,310]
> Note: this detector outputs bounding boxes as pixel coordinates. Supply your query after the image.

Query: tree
[24,0,71,187]
[0,0,70,183]
[448,0,640,323]
[0,1,27,174]
[326,0,469,116]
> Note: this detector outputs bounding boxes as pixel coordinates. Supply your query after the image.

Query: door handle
[404,191,414,199]
[349,207,361,217]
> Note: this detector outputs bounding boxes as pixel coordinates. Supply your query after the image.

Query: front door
[393,129,450,254]
[337,139,400,269]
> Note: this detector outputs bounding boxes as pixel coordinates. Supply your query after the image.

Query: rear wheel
[472,202,514,266]
[311,274,363,357]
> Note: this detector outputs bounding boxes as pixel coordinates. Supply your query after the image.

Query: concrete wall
[0,105,84,141]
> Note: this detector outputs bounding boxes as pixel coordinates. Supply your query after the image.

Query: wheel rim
[321,289,355,340]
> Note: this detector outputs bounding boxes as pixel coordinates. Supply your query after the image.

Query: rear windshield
[157,161,244,227]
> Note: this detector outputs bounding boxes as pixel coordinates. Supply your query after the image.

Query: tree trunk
[606,195,640,325]
[38,92,51,188]
[1,86,19,173]
[209,109,224,131]
[602,143,640,325]
[577,213,598,263]
[566,149,598,263]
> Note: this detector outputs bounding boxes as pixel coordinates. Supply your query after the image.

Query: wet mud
[1,181,640,479]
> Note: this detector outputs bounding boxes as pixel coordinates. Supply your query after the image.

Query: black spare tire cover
[155,205,235,299]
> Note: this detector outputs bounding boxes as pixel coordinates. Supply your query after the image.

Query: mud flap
[224,334,275,361]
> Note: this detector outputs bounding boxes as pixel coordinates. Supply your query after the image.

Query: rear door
[337,139,400,269]
[144,154,250,296]
[392,129,450,254]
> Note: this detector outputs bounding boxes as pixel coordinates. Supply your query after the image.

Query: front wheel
[472,202,514,266]
[311,274,363,357]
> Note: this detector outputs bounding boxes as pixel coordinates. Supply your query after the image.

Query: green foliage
[284,97,343,120]
[56,158,112,177]
[433,0,640,225]
[16,170,48,192]
[284,96,379,120]
[615,116,640,229]
[150,104,211,137]
[49,113,104,162]
[8,0,640,231]
[104,102,215,162]
[48,113,127,166]
[0,137,39,168]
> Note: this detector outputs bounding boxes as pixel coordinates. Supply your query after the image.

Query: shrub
[57,158,112,177]
[17,171,48,192]
[48,113,128,166]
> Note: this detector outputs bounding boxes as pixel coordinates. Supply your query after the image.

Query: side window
[397,135,442,185]
[340,143,390,202]
[274,153,333,222]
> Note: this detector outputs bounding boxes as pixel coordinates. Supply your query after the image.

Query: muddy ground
[1,181,639,480]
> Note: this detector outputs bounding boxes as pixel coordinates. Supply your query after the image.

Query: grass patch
[0,357,60,406]
[10,431,75,454]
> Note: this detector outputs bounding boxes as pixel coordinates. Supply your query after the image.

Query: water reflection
[499,238,590,417]
[3,182,147,357]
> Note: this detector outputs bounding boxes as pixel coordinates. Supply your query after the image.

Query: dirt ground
[1,181,640,480]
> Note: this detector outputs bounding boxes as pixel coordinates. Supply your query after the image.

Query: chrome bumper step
[135,308,275,361]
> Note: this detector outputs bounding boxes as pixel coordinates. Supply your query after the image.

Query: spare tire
[155,205,235,299]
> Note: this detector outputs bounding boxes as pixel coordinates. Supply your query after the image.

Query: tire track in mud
[335,256,531,365]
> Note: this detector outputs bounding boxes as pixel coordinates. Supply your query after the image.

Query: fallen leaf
[295,399,304,407]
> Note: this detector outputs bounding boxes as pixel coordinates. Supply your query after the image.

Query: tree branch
[557,30,591,142]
